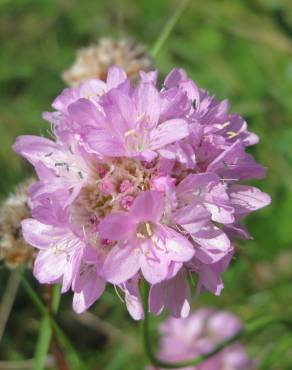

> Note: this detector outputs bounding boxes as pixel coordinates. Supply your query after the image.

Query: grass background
[0,0,292,369]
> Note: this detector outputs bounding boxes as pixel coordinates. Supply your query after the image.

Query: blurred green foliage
[0,0,292,369]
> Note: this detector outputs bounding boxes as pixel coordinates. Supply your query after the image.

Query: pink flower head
[13,66,270,318]
[148,309,255,370]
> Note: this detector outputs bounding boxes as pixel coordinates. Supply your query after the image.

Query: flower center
[70,157,157,247]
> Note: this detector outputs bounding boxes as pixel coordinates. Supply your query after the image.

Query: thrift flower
[13,66,270,317]
[147,309,254,370]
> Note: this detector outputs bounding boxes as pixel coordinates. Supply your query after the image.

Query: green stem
[34,315,53,370]
[20,274,89,370]
[140,280,292,369]
[150,0,191,58]
[33,285,61,370]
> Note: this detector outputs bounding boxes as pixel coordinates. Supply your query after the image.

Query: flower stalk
[19,273,89,370]
[33,284,61,370]
[150,0,191,58]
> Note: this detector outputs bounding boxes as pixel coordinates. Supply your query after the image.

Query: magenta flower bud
[97,164,107,178]
[99,180,115,195]
[119,179,133,193]
[121,195,134,210]
[101,238,114,247]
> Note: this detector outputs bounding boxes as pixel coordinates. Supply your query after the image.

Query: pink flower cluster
[13,67,270,318]
[148,309,254,370]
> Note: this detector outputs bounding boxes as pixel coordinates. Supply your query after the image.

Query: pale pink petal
[163,269,190,318]
[139,70,158,84]
[130,191,164,222]
[106,66,127,90]
[122,277,144,320]
[73,272,106,314]
[173,204,210,234]
[62,248,83,293]
[21,219,63,249]
[33,249,67,284]
[150,269,190,318]
[228,185,271,215]
[149,284,164,316]
[150,119,189,150]
[205,202,234,224]
[13,135,58,166]
[99,212,136,241]
[67,98,105,129]
[164,69,187,88]
[155,225,195,262]
[85,128,126,157]
[101,243,140,284]
[192,224,231,264]
[133,82,160,127]
[102,88,136,133]
[208,311,242,339]
[78,79,106,98]
[139,240,169,284]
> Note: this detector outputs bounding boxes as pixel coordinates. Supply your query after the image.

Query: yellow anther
[137,222,153,239]
[227,131,238,139]
[125,129,137,137]
[137,113,145,121]
[221,121,230,128]
[146,222,153,237]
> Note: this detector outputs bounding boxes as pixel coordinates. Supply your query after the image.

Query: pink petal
[207,311,242,339]
[173,204,210,234]
[78,79,106,98]
[192,224,231,264]
[73,272,106,314]
[163,269,190,318]
[33,249,67,284]
[101,243,140,284]
[228,185,271,215]
[99,212,135,241]
[85,128,126,157]
[130,191,164,222]
[106,66,127,90]
[61,248,83,293]
[102,88,136,134]
[21,219,63,249]
[149,284,164,316]
[150,269,190,318]
[133,82,160,127]
[139,240,169,284]
[150,119,189,150]
[205,202,234,224]
[139,70,158,84]
[122,277,144,320]
[155,225,195,262]
[13,135,58,166]
[164,69,187,88]
[177,172,219,195]
[67,98,105,130]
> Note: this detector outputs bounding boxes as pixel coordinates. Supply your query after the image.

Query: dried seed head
[0,178,35,268]
[62,37,154,86]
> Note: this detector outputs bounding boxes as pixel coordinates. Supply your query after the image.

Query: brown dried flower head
[0,179,35,268]
[62,37,154,86]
